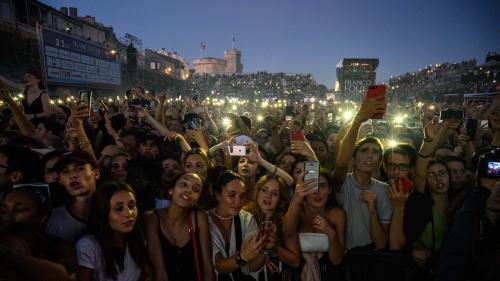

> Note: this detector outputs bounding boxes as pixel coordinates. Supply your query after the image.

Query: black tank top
[155,210,201,281]
[22,87,46,115]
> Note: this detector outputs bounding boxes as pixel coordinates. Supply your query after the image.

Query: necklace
[212,210,233,221]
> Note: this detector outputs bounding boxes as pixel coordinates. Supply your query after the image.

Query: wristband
[235,251,248,267]
[270,165,278,177]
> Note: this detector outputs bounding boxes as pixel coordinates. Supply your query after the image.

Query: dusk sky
[42,0,499,88]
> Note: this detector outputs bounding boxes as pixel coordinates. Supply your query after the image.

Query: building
[145,48,188,80]
[193,48,243,75]
[335,58,379,100]
[157,48,190,80]
[224,48,243,74]
[0,0,126,86]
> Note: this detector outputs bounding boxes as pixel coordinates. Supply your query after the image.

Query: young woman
[411,160,450,281]
[183,148,211,179]
[208,170,270,281]
[237,142,294,202]
[0,70,51,119]
[76,181,150,281]
[109,153,130,182]
[283,171,346,281]
[144,172,214,281]
[244,175,301,281]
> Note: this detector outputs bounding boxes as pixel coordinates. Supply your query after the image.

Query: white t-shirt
[208,209,258,281]
[45,205,86,242]
[76,235,142,281]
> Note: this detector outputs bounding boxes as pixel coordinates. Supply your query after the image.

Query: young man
[382,144,416,183]
[0,145,40,200]
[45,150,100,242]
[333,95,392,251]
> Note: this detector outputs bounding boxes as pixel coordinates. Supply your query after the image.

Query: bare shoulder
[325,207,346,224]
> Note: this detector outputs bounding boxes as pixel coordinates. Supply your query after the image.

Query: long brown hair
[244,175,288,237]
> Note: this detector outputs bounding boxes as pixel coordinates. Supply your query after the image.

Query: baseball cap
[52,150,98,172]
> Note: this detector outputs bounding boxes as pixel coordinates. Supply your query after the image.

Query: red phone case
[401,177,414,194]
[290,129,305,141]
[366,85,387,119]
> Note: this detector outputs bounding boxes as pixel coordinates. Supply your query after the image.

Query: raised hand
[291,140,317,160]
[246,142,263,164]
[292,171,318,203]
[355,95,387,123]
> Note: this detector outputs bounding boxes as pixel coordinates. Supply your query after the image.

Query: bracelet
[271,165,278,176]
[417,152,432,158]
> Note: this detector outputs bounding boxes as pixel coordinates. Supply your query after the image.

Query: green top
[418,206,448,251]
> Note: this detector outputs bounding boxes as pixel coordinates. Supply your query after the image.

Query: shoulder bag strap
[188,211,203,281]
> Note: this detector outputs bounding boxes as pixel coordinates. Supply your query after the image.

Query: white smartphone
[304,161,320,191]
[229,145,249,156]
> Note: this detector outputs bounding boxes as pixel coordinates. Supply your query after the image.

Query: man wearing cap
[45,150,100,242]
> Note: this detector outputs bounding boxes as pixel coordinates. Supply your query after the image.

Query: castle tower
[224,48,243,74]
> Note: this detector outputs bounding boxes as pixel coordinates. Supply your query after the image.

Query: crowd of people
[0,68,499,281]
[188,72,326,101]
[387,53,500,102]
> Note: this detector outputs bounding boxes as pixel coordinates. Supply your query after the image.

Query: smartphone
[229,145,249,156]
[486,161,500,178]
[260,221,273,233]
[290,128,305,141]
[260,220,273,253]
[285,105,294,116]
[304,161,320,191]
[286,115,292,121]
[366,85,386,119]
[401,177,414,194]
[79,90,92,117]
[466,119,478,140]
[440,109,464,121]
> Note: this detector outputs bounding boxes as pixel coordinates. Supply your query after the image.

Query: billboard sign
[39,26,121,88]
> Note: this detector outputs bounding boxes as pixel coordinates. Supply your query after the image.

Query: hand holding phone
[79,90,93,117]
[401,177,414,194]
[304,161,320,192]
[290,128,305,141]
[366,85,387,119]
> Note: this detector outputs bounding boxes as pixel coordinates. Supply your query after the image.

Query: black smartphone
[466,119,478,140]
[440,109,464,121]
